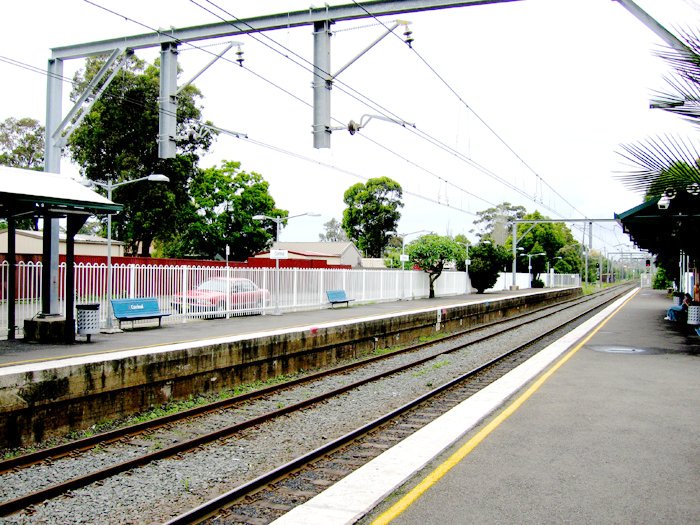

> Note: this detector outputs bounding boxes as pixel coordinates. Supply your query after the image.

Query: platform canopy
[615,192,700,261]
[0,165,121,218]
[0,166,121,343]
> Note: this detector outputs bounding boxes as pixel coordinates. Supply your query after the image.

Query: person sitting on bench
[665,293,692,322]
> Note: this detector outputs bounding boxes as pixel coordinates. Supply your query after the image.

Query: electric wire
[189,0,622,246]
[82,0,492,211]
[8,0,621,247]
[346,0,623,243]
[187,0,538,209]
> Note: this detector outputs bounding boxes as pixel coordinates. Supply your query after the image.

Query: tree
[469,242,512,294]
[472,202,526,241]
[513,211,579,279]
[162,161,286,261]
[318,218,347,242]
[0,117,45,230]
[0,117,44,169]
[407,234,462,298]
[68,55,214,256]
[617,31,700,199]
[342,177,403,257]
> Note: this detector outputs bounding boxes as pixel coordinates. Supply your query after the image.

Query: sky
[1,0,698,257]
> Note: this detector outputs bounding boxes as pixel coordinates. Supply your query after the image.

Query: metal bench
[110,297,170,329]
[326,289,354,308]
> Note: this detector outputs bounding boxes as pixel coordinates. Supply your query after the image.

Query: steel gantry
[41,0,523,316]
[39,0,681,318]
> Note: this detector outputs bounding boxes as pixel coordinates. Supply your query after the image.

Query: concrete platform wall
[0,289,579,448]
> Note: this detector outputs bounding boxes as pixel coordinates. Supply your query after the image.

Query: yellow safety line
[371,290,638,525]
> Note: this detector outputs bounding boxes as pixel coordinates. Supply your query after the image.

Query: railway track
[0,286,632,523]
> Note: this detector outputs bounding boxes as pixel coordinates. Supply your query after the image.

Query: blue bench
[326,289,354,308]
[111,298,170,329]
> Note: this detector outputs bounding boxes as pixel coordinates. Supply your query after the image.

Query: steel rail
[0,288,613,474]
[0,287,630,516]
[165,287,629,524]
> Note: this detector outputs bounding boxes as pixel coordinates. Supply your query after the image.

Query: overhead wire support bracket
[331,21,401,78]
[52,48,128,148]
[176,41,242,95]
[331,113,416,134]
[314,19,411,148]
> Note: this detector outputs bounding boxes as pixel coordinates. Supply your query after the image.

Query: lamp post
[521,252,545,288]
[253,212,320,315]
[398,230,429,300]
[547,256,563,287]
[88,174,170,331]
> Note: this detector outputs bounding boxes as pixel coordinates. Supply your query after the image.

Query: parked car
[172,277,269,315]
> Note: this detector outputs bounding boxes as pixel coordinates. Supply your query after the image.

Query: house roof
[0,166,121,219]
[273,242,358,257]
[7,229,124,246]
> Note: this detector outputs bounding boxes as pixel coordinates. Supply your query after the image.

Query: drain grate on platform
[590,345,649,354]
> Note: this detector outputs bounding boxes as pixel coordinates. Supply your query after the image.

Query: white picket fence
[0,261,580,336]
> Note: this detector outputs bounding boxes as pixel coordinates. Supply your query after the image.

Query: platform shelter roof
[0,166,121,219]
[615,192,700,261]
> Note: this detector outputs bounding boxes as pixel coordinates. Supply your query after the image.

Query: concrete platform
[0,288,578,448]
[273,288,700,525]
[0,288,552,368]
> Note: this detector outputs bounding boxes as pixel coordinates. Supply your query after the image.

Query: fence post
[128,264,136,298]
[362,270,366,301]
[181,267,188,323]
[293,268,298,308]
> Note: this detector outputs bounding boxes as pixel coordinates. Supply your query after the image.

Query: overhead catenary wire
[81,0,495,211]
[185,0,583,219]
[8,0,621,247]
[346,0,625,243]
[190,0,620,246]
[93,0,621,247]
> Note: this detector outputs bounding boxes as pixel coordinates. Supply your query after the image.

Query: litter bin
[76,303,100,342]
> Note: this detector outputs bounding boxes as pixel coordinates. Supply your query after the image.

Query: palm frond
[616,135,700,196]
[618,27,700,196]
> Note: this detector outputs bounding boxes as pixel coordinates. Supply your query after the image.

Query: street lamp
[87,174,170,331]
[521,252,545,288]
[252,212,320,315]
[397,230,430,300]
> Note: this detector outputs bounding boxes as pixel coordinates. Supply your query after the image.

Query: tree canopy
[407,234,462,298]
[162,161,286,261]
[513,210,579,278]
[0,117,44,170]
[342,177,403,258]
[468,241,512,294]
[67,54,214,256]
[319,218,347,242]
[472,202,526,241]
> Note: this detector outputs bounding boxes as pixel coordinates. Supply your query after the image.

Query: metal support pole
[159,42,178,159]
[7,217,16,340]
[106,180,114,330]
[274,217,281,315]
[312,20,332,149]
[45,58,63,316]
[511,222,517,288]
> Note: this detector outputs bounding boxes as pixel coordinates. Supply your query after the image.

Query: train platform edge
[272,288,700,525]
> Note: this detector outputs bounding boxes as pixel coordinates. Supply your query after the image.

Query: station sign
[270,249,289,259]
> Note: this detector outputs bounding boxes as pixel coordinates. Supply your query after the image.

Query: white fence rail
[0,261,579,337]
